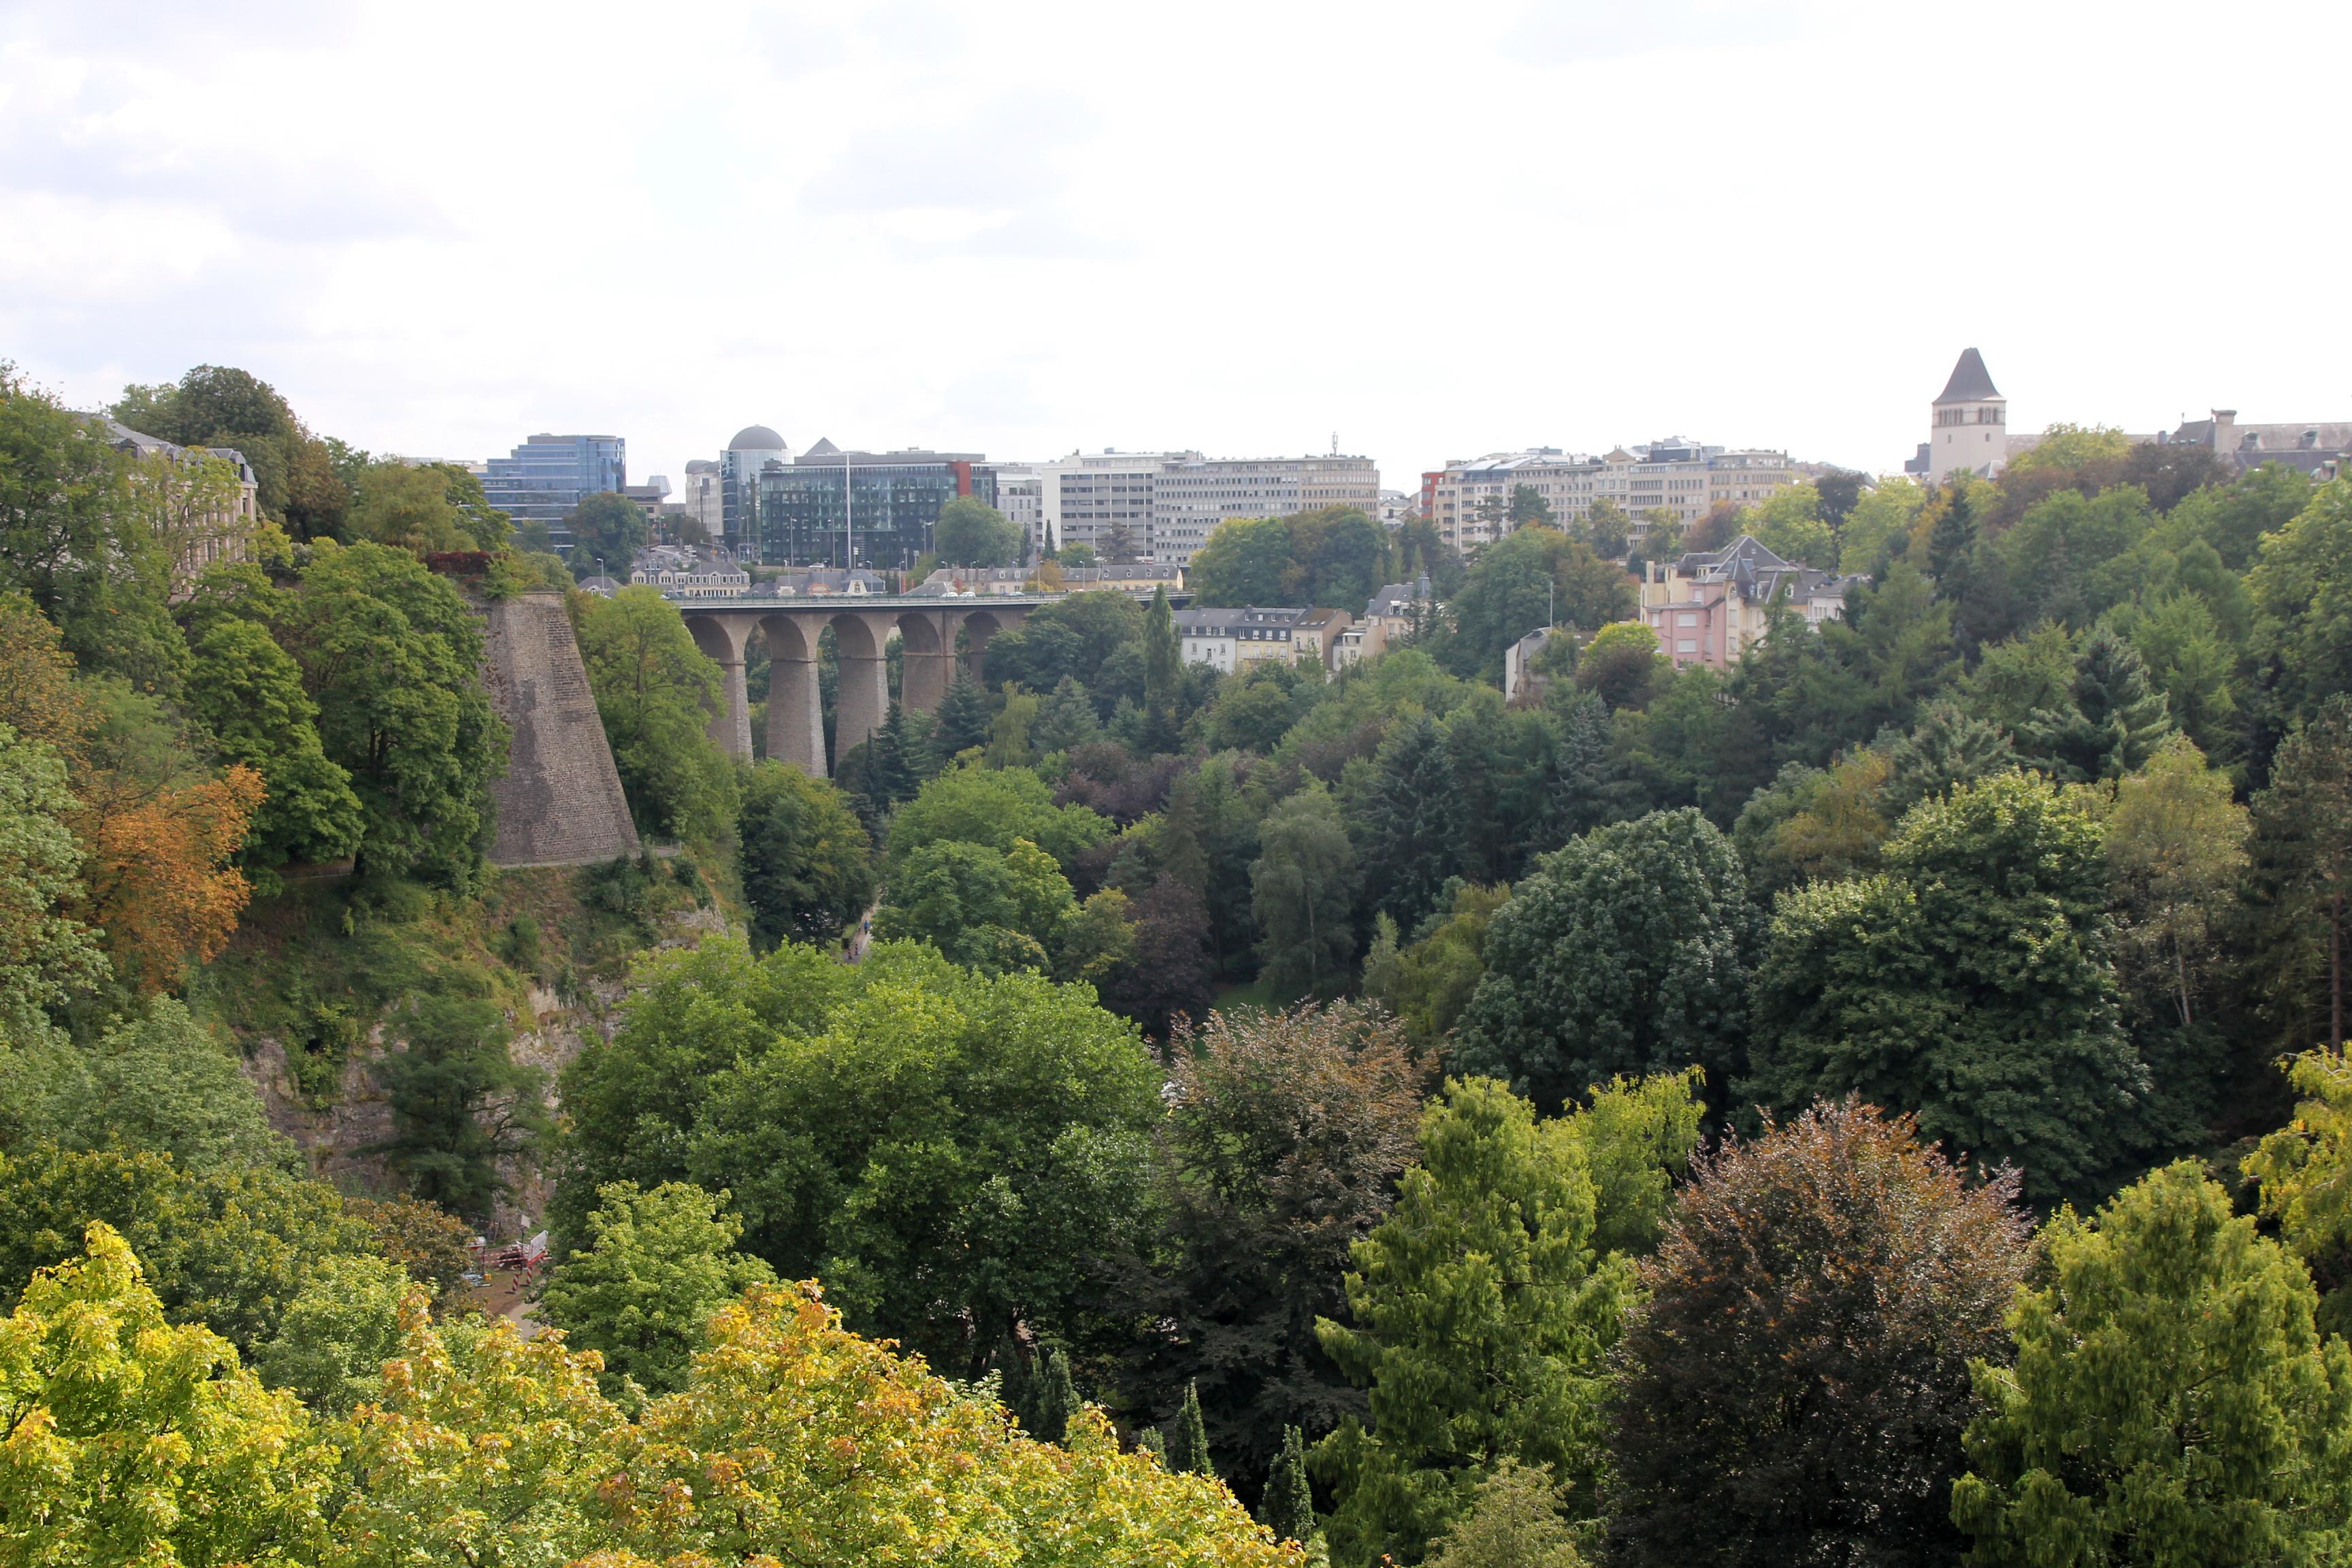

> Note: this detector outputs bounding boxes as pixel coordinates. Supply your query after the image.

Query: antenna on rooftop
[1330,430,1339,456]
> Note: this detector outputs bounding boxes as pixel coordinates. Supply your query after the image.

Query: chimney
[2210,410,2238,453]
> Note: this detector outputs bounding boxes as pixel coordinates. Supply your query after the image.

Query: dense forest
[4,361,2352,1567]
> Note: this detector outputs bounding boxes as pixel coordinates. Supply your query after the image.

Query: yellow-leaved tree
[0,1222,333,1568]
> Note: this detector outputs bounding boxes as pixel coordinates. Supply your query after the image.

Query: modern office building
[753,440,997,569]
[679,459,723,542]
[480,434,625,551]
[721,425,791,555]
[993,449,1382,566]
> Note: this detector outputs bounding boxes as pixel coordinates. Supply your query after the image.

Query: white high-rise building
[1428,442,1797,553]
[992,450,1379,566]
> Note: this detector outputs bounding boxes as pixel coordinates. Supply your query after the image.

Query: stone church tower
[1927,348,2008,484]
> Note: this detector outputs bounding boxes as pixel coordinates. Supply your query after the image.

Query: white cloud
[1,0,2347,493]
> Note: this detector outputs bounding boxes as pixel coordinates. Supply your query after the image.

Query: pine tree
[1028,1347,1079,1445]
[1031,676,1101,754]
[932,670,992,759]
[1880,700,2016,819]
[1258,1424,1316,1544]
[1170,1379,1216,1477]
[1138,1426,1169,1465]
[2018,627,2175,782]
[1359,715,1457,933]
[1141,586,1183,756]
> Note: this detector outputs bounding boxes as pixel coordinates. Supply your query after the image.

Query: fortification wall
[478,591,642,867]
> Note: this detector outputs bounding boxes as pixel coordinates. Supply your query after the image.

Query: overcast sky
[4,0,2346,494]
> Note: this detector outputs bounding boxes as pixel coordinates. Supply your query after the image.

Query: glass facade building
[482,434,626,551]
[753,450,996,568]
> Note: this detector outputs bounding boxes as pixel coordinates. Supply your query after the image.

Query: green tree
[1127,1003,1427,1486]
[930,669,995,757]
[934,495,1022,567]
[376,992,547,1220]
[1749,483,1835,568]
[1141,585,1183,753]
[1573,620,1667,710]
[1607,1100,2029,1568]
[1953,1162,2352,1568]
[540,1179,777,1401]
[565,490,649,578]
[887,758,1112,877]
[0,1143,380,1361]
[184,616,366,875]
[0,996,291,1177]
[737,762,874,951]
[1251,782,1362,995]
[0,721,107,1043]
[873,836,1074,975]
[1447,527,1635,680]
[276,540,506,887]
[1260,1424,1318,1545]
[574,585,738,844]
[1457,809,1758,1115]
[1190,516,1294,607]
[2247,478,2352,734]
[112,363,348,538]
[2106,734,2250,1030]
[1022,1346,1080,1444]
[348,461,505,555]
[1030,676,1102,753]
[1356,715,1460,933]
[1508,485,1556,528]
[1744,772,2145,1204]
[2014,625,2175,783]
[1171,1379,1217,1477]
[679,941,1162,1370]
[1425,1461,1585,1568]
[252,1249,410,1414]
[1311,1078,1633,1567]
[1363,883,1511,1054]
[1,370,186,691]
[2253,697,2352,1053]
[0,1223,334,1568]
[976,591,1145,699]
[1584,499,1631,560]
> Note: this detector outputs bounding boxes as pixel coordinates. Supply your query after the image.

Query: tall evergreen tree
[1259,1424,1316,1544]
[1141,585,1183,755]
[1030,675,1102,753]
[1878,699,2016,819]
[1171,1379,1216,1477]
[1026,1347,1080,1445]
[2252,696,2352,1051]
[932,670,992,758]
[2017,625,2174,782]
[1358,715,1458,933]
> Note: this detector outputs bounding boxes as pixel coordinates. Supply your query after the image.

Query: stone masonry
[478,591,642,867]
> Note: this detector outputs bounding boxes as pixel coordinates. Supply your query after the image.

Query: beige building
[1428,442,1798,553]
[1639,536,1855,670]
[99,418,261,593]
[1175,605,1351,678]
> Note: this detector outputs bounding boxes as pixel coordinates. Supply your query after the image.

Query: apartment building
[98,418,262,591]
[1175,606,1350,677]
[1639,536,1856,670]
[630,544,751,598]
[1428,442,1799,553]
[997,451,1382,566]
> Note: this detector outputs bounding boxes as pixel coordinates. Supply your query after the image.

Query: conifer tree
[932,670,992,759]
[2016,626,2174,782]
[1141,585,1183,755]
[1359,714,1458,933]
[1031,675,1101,754]
[1878,699,2015,818]
[1170,1379,1216,1477]
[1028,1346,1079,1445]
[1138,1426,1169,1465]
[1259,1424,1316,1544]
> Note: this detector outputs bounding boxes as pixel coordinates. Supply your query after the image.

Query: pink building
[1639,536,1856,670]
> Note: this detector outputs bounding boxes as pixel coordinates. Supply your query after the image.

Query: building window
[1677,639,1698,653]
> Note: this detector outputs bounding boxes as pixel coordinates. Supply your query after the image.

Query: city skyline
[5,0,2347,492]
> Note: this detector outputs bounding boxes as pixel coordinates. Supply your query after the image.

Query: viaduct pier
[674,593,1048,776]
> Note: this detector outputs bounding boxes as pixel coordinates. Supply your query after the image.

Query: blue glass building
[753,441,998,568]
[482,434,625,550]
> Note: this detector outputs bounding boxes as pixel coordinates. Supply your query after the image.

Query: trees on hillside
[1251,782,1360,996]
[1607,1100,2029,1568]
[1458,809,1758,1115]
[564,491,649,577]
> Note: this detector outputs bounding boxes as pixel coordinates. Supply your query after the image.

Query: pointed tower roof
[1934,348,2002,405]
[803,436,841,458]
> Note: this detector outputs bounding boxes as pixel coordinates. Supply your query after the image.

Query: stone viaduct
[676,594,1047,775]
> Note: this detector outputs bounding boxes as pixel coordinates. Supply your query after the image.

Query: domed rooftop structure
[728,425,787,451]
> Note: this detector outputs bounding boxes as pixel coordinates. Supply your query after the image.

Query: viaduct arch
[677,596,1036,777]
